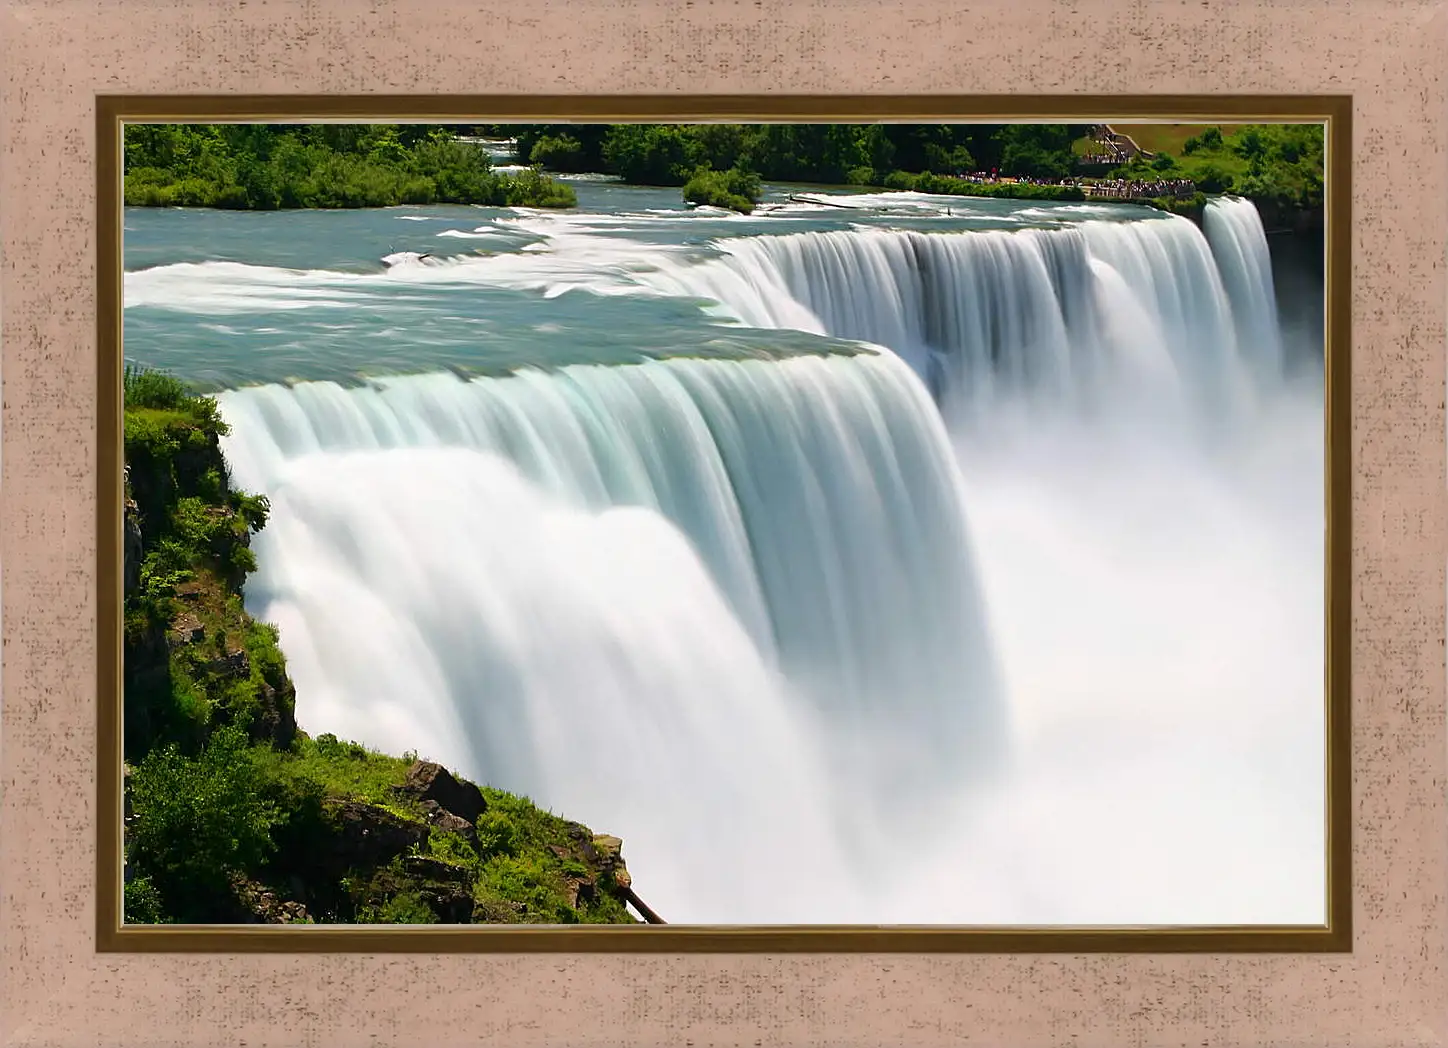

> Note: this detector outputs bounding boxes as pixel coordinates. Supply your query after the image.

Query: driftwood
[788,194,856,209]
[621,885,667,925]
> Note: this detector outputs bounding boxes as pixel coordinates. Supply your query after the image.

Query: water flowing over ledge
[158,191,1326,924]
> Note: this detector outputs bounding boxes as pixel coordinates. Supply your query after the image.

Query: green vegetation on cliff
[123,124,577,210]
[1104,124,1325,223]
[121,367,643,926]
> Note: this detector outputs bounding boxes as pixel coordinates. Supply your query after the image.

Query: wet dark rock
[248,678,297,750]
[231,877,311,924]
[123,506,143,597]
[395,760,487,824]
[418,799,480,849]
[327,800,429,872]
[206,648,251,680]
[400,856,475,924]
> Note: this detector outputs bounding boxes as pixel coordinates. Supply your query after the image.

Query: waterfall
[635,210,1278,440]
[197,195,1323,925]
[217,350,1003,920]
[1202,195,1287,380]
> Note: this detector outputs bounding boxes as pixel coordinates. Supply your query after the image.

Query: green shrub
[124,365,227,431]
[123,366,190,411]
[360,891,439,924]
[123,876,168,924]
[529,133,588,171]
[478,853,572,922]
[876,170,1086,203]
[125,725,283,920]
[682,166,762,214]
[430,830,480,866]
[504,168,578,208]
[474,810,521,858]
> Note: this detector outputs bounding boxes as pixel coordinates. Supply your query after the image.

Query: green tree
[689,123,750,171]
[1193,163,1236,193]
[994,124,1077,179]
[682,166,762,213]
[124,123,573,210]
[126,725,284,921]
[860,124,898,174]
[364,127,409,166]
[1233,126,1269,162]
[602,124,704,185]
[1182,126,1224,155]
[515,124,610,171]
[528,133,588,171]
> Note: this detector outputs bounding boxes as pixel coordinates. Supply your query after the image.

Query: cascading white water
[208,197,1325,925]
[631,214,1267,443]
[1203,196,1287,380]
[612,199,1324,925]
[218,349,1004,920]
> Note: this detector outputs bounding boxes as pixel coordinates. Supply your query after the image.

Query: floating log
[788,194,856,209]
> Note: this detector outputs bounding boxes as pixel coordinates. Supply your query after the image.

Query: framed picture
[2,1,1442,1044]
[98,97,1350,952]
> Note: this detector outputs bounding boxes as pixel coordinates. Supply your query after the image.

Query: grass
[1099,124,1245,156]
[249,735,422,818]
[1081,124,1325,214]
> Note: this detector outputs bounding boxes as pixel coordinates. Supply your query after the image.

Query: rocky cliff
[121,368,653,926]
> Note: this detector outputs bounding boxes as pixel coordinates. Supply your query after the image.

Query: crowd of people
[1082,176,1196,200]
[951,170,1197,200]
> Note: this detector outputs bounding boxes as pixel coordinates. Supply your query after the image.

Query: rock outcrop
[394,760,487,825]
[326,800,431,873]
[232,876,312,924]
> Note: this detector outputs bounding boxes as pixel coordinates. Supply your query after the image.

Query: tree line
[123,124,576,209]
[122,122,1325,218]
[512,122,1093,189]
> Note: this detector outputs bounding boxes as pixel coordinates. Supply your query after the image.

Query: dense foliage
[515,123,1094,188]
[123,124,577,209]
[508,122,1321,219]
[1111,123,1325,214]
[122,368,640,926]
[682,166,764,213]
[123,121,1322,218]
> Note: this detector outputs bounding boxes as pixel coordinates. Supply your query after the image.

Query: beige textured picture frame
[3,0,1445,1044]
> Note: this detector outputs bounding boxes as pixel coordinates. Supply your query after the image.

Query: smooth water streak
[139,190,1327,924]
[218,349,1006,918]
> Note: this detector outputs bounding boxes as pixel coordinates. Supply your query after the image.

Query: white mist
[213,197,1325,925]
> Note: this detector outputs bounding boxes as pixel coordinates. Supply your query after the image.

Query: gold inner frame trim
[95,94,1352,954]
